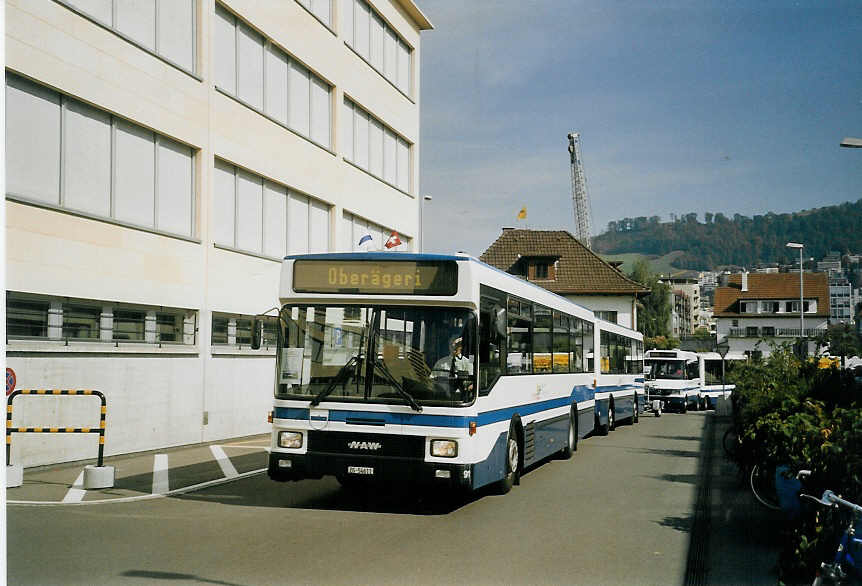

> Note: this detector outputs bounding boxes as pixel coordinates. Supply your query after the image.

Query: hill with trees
[592,199,862,270]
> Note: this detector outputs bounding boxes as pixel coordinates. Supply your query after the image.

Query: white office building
[5,0,432,467]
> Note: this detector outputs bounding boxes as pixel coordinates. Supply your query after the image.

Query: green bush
[727,343,862,583]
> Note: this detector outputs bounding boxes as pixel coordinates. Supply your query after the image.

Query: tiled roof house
[713,272,830,358]
[479,229,649,329]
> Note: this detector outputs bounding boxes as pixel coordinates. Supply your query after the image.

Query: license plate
[347,466,374,475]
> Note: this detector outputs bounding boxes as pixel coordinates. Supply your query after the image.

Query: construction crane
[567,132,593,249]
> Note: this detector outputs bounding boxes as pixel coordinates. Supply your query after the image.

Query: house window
[212,312,278,348]
[762,326,775,337]
[595,311,618,323]
[745,326,759,337]
[535,263,548,279]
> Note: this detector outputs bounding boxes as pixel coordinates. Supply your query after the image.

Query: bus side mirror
[251,318,262,350]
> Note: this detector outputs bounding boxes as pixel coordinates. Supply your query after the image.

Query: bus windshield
[275,305,476,408]
[646,359,686,380]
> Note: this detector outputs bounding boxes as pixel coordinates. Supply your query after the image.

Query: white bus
[644,349,702,413]
[256,252,643,495]
[698,352,737,409]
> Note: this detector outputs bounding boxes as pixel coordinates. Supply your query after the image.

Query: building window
[342,0,412,96]
[296,0,332,27]
[595,311,618,323]
[343,98,411,192]
[762,326,775,337]
[745,326,759,337]
[5,292,197,345]
[62,303,102,340]
[212,312,278,348]
[6,294,49,338]
[5,73,195,238]
[214,159,330,257]
[61,0,196,74]
[215,3,332,149]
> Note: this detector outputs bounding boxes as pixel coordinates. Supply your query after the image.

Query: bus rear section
[644,350,702,412]
[699,353,737,409]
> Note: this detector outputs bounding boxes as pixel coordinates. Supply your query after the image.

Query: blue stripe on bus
[274,382,639,430]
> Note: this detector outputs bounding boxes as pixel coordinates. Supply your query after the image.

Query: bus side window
[479,295,505,394]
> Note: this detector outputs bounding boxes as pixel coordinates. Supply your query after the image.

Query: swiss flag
[384,231,403,249]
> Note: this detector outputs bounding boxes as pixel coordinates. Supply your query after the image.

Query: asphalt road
[8,411,708,586]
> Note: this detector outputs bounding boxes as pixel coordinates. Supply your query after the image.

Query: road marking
[210,445,239,478]
[152,454,169,494]
[62,471,86,503]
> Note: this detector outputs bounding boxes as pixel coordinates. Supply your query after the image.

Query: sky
[416,1,862,257]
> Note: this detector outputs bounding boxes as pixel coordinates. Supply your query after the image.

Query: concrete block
[83,464,115,489]
[6,464,23,488]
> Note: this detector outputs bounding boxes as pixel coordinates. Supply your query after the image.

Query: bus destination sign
[293,260,458,296]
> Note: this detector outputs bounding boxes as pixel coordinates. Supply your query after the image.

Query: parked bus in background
[644,349,702,413]
[698,352,737,409]
[256,252,643,497]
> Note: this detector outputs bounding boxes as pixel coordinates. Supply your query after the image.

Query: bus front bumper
[268,452,473,489]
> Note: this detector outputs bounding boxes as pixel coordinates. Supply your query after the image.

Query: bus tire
[681,399,687,414]
[632,394,639,424]
[608,400,616,431]
[596,411,609,436]
[559,407,577,460]
[496,421,520,494]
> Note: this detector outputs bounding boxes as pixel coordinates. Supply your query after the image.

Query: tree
[629,259,672,339]
[822,323,861,367]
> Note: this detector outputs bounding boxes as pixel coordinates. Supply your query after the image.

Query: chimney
[741,271,748,292]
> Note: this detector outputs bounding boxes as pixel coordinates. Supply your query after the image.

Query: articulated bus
[257,252,643,495]
[644,349,702,413]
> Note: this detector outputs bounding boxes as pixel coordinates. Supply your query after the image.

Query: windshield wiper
[373,358,423,412]
[310,355,361,407]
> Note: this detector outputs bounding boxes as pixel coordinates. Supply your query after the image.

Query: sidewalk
[685,414,785,585]
[6,434,270,505]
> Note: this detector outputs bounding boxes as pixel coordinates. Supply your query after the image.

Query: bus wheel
[632,395,639,424]
[596,412,609,436]
[496,422,520,494]
[681,399,687,414]
[559,407,577,460]
[608,401,616,431]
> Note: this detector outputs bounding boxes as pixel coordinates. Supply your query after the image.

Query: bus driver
[432,337,474,393]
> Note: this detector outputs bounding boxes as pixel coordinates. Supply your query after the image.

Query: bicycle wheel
[750,464,781,510]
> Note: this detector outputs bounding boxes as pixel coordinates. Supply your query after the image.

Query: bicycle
[800,488,862,585]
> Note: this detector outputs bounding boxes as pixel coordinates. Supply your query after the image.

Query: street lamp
[716,339,730,399]
[840,137,862,148]
[420,195,432,252]
[786,242,804,343]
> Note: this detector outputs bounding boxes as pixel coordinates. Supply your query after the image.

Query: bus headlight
[278,431,303,449]
[431,440,458,458]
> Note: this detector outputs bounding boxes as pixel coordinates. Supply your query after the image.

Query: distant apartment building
[817,252,843,276]
[713,272,830,359]
[663,272,700,337]
[5,0,432,467]
[829,277,854,323]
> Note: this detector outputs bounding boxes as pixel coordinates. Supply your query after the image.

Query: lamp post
[419,195,432,252]
[840,137,862,148]
[716,339,730,398]
[786,242,804,347]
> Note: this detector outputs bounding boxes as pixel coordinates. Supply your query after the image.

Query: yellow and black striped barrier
[6,389,107,467]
